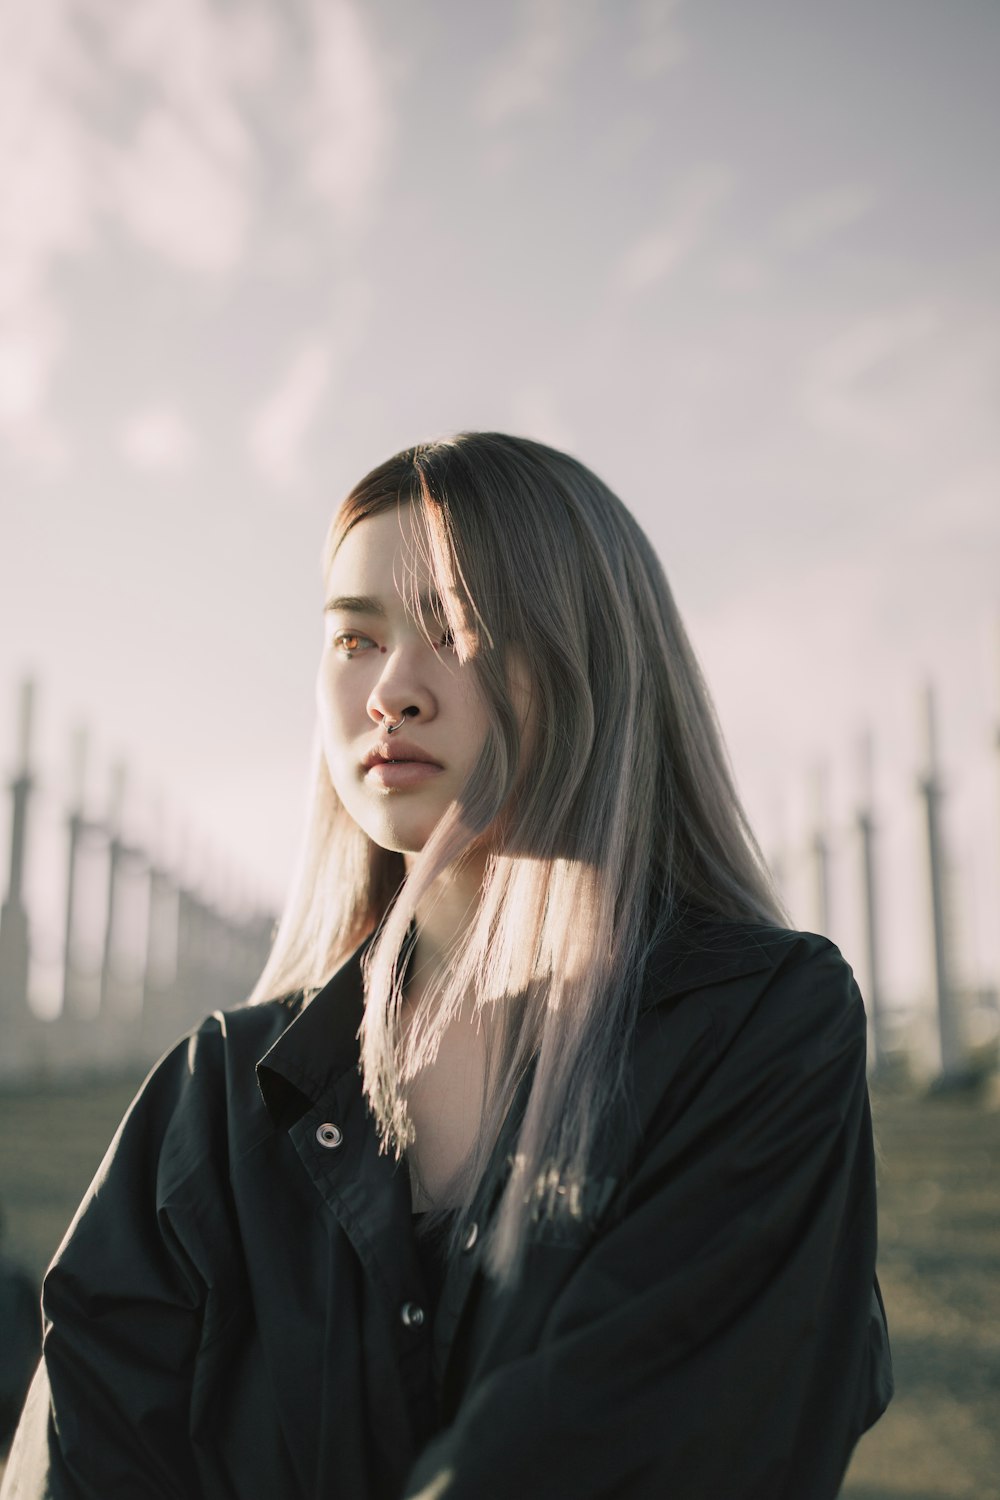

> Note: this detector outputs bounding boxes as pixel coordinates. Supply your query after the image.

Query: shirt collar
[255,934,375,1127]
[254,908,786,1126]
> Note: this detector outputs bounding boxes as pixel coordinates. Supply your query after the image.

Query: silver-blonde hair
[249,432,787,1283]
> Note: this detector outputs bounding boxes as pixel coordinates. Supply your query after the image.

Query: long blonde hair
[249,432,787,1283]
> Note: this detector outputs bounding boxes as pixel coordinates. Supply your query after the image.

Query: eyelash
[331,628,455,659]
[332,631,375,659]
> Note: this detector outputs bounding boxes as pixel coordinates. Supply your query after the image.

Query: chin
[361,811,437,857]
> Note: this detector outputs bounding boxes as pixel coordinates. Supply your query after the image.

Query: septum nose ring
[383,714,406,735]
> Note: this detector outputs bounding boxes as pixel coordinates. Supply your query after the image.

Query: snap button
[400,1301,425,1329]
[315,1123,343,1149]
[462,1220,479,1252]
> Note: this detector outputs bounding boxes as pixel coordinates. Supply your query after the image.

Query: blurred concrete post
[855,729,887,1073]
[0,681,35,1041]
[98,761,127,1022]
[60,726,88,1019]
[767,794,789,916]
[917,681,964,1080]
[995,614,1000,1005]
[809,763,831,937]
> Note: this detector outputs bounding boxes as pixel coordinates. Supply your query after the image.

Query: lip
[365,761,444,790]
[361,738,445,790]
[361,738,444,772]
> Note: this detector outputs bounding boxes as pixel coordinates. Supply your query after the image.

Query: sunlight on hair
[409,1469,454,1500]
[249,432,788,1284]
[410,469,494,660]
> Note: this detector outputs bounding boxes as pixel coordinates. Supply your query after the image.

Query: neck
[403,846,489,993]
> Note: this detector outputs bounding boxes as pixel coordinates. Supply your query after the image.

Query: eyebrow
[323,591,445,616]
[324,593,384,616]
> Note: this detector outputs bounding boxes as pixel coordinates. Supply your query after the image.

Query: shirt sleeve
[1,1021,230,1500]
[403,940,893,1500]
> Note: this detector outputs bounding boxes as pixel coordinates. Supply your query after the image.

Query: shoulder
[636,914,867,1128]
[645,911,863,1037]
[41,996,305,1301]
[102,995,303,1199]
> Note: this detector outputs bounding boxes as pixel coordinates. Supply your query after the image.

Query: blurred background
[1,1,998,1494]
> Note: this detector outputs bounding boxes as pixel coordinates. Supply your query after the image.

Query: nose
[366,647,437,731]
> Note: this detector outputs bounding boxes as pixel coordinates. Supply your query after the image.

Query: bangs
[324,447,494,665]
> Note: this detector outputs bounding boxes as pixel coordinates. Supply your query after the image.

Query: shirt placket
[287,1065,440,1448]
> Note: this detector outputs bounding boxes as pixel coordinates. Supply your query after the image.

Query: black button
[400,1301,425,1329]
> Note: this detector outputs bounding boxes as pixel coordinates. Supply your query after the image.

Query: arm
[404,942,892,1500]
[1,1023,230,1500]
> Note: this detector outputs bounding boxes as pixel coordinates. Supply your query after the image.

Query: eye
[332,630,377,658]
[421,613,456,651]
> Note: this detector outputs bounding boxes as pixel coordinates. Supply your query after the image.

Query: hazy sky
[2,0,998,1023]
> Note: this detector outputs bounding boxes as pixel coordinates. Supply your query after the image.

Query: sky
[2,0,999,1039]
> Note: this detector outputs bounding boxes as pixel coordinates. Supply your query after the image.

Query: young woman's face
[317,504,492,854]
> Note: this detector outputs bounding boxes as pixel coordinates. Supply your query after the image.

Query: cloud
[248,343,333,488]
[99,0,266,271]
[0,30,96,313]
[104,0,277,108]
[112,106,251,273]
[477,0,591,125]
[799,306,943,447]
[625,0,687,80]
[773,185,872,253]
[296,0,391,231]
[120,404,196,471]
[0,0,98,464]
[612,167,730,294]
[0,0,390,477]
[0,0,264,470]
[0,299,61,424]
[0,275,69,473]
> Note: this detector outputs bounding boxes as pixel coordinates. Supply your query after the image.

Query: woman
[3,432,892,1499]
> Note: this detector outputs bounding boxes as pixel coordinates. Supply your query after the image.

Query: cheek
[449,674,492,754]
[316,658,360,759]
[316,684,364,816]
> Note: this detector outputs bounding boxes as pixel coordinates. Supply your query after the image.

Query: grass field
[1,1074,998,1497]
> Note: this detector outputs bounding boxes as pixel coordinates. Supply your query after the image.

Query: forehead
[326,505,427,593]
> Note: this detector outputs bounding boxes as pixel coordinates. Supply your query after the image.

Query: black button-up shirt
[2,915,893,1499]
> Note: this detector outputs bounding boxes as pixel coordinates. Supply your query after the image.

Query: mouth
[361,739,444,789]
[361,740,444,772]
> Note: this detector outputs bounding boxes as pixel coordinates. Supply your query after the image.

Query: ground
[842,1081,1000,1500]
